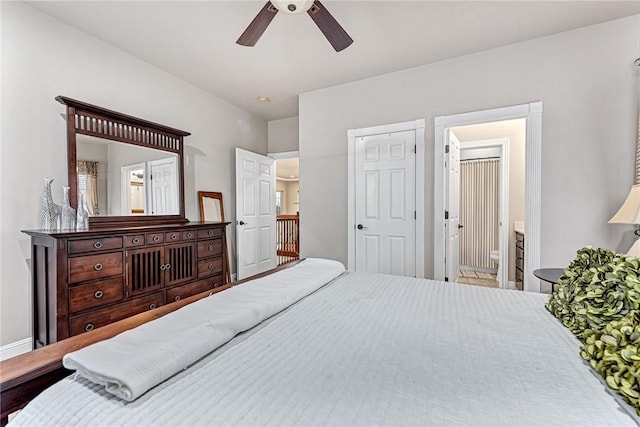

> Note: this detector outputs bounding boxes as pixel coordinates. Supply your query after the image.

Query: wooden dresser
[23,222,228,347]
[515,231,525,290]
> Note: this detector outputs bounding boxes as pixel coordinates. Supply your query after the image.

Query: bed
[4,258,639,426]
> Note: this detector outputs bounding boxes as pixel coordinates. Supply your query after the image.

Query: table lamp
[609,184,640,257]
[609,57,640,257]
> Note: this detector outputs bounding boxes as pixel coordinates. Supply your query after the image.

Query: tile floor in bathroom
[457,270,499,288]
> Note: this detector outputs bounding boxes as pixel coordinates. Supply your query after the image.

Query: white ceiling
[275,157,299,179]
[29,1,640,121]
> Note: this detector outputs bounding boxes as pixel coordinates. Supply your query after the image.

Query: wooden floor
[457,270,498,288]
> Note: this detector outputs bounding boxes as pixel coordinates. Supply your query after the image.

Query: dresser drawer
[197,228,222,239]
[165,231,181,243]
[68,237,123,254]
[197,257,223,278]
[69,292,164,336]
[197,239,222,259]
[69,277,124,313]
[69,252,123,284]
[146,232,165,245]
[125,234,145,248]
[166,277,222,303]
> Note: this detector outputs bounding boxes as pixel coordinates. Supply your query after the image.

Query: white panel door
[355,130,416,276]
[445,130,461,282]
[149,157,179,215]
[235,148,276,280]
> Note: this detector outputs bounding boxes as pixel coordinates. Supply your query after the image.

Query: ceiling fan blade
[236,2,278,47]
[307,0,353,52]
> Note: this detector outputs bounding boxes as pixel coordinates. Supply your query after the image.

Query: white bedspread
[62,258,345,401]
[12,272,637,426]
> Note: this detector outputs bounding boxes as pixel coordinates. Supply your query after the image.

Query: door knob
[357,224,368,230]
[238,221,247,225]
[458,224,464,229]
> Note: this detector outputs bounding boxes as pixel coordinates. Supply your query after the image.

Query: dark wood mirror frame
[57,96,190,228]
[198,191,232,283]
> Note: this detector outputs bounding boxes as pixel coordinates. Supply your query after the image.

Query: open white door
[149,157,179,215]
[445,130,461,282]
[354,130,416,276]
[235,148,277,280]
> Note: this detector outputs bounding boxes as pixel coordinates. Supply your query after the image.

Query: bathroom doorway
[445,119,525,290]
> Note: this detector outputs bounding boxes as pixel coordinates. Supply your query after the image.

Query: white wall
[452,119,526,282]
[0,2,267,346]
[299,14,640,277]
[268,117,299,153]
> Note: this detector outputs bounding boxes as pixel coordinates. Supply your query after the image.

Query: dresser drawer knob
[170,234,177,240]
[208,263,214,270]
[186,232,193,238]
[213,282,219,288]
[149,303,157,310]
[160,264,167,271]
[85,323,94,332]
[174,295,181,302]
[94,263,103,271]
[93,241,102,249]
[94,290,103,299]
[132,237,140,244]
[165,264,171,270]
[208,245,214,251]
[153,235,160,242]
[208,230,213,236]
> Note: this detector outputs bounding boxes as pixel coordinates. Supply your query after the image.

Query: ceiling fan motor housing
[271,0,314,15]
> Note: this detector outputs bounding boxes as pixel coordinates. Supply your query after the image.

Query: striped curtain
[459,158,500,269]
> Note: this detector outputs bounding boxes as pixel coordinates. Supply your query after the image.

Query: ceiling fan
[236,0,353,52]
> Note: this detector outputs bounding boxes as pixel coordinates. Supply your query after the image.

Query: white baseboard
[0,337,32,361]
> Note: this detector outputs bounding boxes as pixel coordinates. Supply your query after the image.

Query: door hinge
[414,145,417,154]
[444,210,449,220]
[444,277,449,282]
[414,210,416,220]
[445,145,450,154]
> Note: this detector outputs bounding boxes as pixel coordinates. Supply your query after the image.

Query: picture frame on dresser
[198,191,232,284]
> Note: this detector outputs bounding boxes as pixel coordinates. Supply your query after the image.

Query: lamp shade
[609,184,640,224]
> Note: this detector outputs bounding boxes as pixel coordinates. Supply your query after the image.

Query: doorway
[270,152,300,266]
[454,136,511,289]
[434,102,543,292]
[347,119,425,277]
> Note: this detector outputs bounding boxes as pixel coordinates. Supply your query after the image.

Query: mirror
[58,95,189,228]
[76,135,180,216]
[198,191,231,283]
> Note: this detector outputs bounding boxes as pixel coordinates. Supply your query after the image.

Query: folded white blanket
[62,258,345,401]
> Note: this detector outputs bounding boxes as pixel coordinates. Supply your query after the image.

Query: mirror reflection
[76,135,180,216]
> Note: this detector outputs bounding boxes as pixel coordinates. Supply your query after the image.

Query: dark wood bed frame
[0,261,301,426]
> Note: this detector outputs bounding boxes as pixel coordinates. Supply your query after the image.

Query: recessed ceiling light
[257,96,271,103]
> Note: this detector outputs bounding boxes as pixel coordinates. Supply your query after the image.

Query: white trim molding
[347,119,426,278]
[0,337,32,361]
[434,102,543,292]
